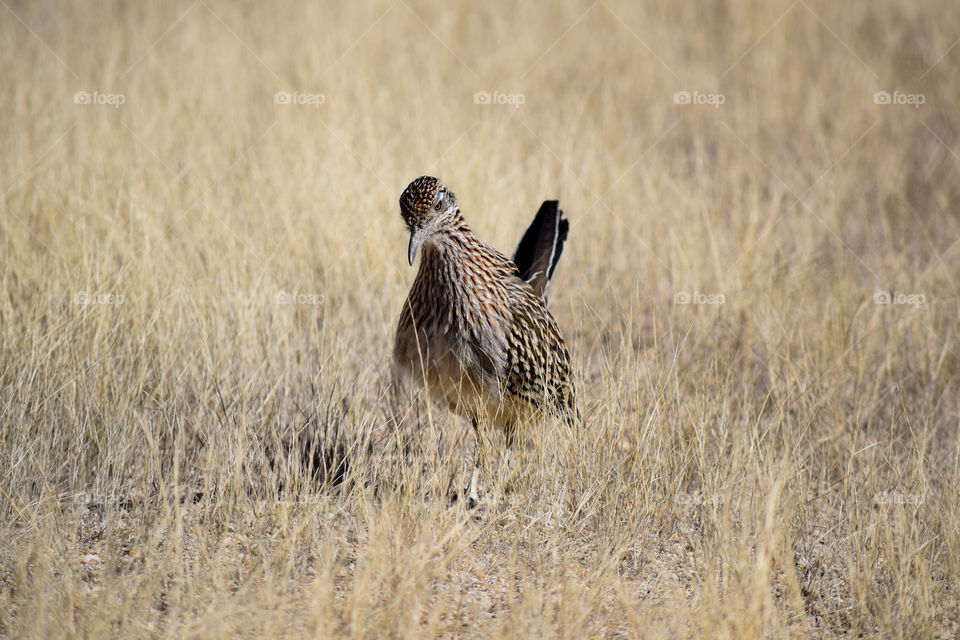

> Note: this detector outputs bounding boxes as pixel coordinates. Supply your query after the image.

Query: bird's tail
[512,200,569,300]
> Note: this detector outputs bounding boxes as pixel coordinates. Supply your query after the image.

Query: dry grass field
[2,0,959,637]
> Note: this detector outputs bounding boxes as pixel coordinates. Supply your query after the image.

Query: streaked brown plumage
[393,176,576,505]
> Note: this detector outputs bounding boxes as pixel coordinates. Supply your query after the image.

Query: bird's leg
[498,425,517,491]
[468,418,484,509]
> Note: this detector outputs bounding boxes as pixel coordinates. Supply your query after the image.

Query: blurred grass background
[1,0,959,637]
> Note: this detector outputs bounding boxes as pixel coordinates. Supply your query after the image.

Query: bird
[393,175,577,507]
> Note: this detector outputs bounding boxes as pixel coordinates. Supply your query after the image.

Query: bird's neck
[408,212,512,329]
[413,214,489,304]
[423,211,480,257]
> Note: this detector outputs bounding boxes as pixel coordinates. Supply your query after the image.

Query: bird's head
[399,175,459,265]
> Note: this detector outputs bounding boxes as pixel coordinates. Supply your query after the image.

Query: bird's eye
[434,192,444,211]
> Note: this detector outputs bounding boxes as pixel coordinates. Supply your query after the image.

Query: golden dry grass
[2,0,959,637]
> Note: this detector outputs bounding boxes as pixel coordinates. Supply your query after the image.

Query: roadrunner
[394,175,577,506]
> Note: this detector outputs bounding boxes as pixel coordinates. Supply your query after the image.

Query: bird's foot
[467,488,484,511]
[467,465,484,510]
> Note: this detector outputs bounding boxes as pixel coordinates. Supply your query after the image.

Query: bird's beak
[407,227,427,266]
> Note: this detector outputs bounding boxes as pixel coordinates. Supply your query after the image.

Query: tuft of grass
[1,0,958,637]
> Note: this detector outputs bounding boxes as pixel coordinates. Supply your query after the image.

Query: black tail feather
[512,200,569,299]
